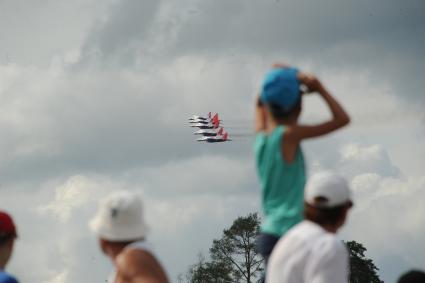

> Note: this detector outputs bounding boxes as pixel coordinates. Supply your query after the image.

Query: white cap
[305,172,352,208]
[89,191,149,241]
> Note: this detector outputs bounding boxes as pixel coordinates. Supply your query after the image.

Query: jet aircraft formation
[188,112,231,143]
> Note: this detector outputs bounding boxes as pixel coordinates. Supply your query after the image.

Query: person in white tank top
[89,191,169,283]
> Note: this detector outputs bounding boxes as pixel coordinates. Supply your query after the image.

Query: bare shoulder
[282,125,299,142]
[281,125,301,162]
[116,248,169,283]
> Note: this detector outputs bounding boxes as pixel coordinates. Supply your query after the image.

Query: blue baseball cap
[261,67,300,111]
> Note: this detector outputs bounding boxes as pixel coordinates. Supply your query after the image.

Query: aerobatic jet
[189,113,220,124]
[190,114,220,129]
[189,119,210,125]
[190,122,219,130]
[194,128,223,137]
[188,112,211,121]
[197,132,231,143]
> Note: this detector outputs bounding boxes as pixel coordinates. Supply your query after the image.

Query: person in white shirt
[266,172,353,283]
[89,191,169,283]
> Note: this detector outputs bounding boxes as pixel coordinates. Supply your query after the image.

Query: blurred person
[89,191,168,283]
[0,211,19,283]
[398,269,425,283]
[266,172,353,283]
[254,64,350,266]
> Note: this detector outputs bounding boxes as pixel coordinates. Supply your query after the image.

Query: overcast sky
[0,0,424,282]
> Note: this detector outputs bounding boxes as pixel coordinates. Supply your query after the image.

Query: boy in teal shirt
[254,64,350,265]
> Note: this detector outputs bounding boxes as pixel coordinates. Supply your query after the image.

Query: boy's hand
[297,72,324,93]
[272,62,291,69]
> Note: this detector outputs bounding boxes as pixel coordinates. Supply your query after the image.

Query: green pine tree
[187,213,264,283]
[346,241,383,283]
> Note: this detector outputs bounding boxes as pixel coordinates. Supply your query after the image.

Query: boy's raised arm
[289,74,350,140]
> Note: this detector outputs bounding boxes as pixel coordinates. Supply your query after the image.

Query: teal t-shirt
[254,125,306,237]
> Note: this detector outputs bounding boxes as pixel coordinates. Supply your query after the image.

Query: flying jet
[189,119,210,125]
[190,115,220,129]
[194,128,223,137]
[189,113,220,124]
[190,122,219,130]
[189,112,211,121]
[197,132,231,143]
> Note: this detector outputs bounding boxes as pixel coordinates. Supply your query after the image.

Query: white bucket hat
[89,191,149,241]
[305,172,352,208]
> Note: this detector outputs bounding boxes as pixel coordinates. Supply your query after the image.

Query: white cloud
[310,142,423,282]
[306,141,425,282]
[147,192,260,280]
[341,144,385,161]
[339,143,401,178]
[342,174,425,281]
[137,154,255,196]
[37,175,104,222]
[45,270,69,283]
[1,169,259,282]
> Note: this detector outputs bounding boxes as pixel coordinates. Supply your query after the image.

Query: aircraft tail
[212,114,220,128]
[212,119,220,129]
[223,132,228,141]
[212,113,219,123]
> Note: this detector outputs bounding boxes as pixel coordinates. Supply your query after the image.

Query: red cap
[0,211,17,238]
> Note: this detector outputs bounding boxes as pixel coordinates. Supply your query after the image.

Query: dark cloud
[173,0,424,53]
[172,0,424,102]
[0,0,105,66]
[74,0,424,102]
[78,0,162,68]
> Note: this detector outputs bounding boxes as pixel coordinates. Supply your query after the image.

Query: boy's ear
[100,238,108,255]
[5,237,14,250]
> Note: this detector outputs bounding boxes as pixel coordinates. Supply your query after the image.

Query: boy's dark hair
[398,270,425,283]
[268,98,302,120]
[304,202,347,226]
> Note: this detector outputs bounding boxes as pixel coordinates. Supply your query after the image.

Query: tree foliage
[187,213,264,283]
[186,214,383,283]
[346,241,383,283]
[187,256,234,283]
